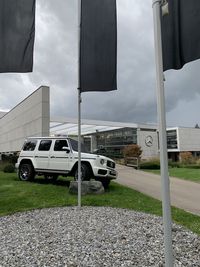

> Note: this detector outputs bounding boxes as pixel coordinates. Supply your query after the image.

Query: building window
[167,130,177,149]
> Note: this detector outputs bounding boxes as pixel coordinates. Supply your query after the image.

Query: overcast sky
[0,0,199,127]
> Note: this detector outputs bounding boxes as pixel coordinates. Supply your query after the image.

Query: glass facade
[95,128,137,157]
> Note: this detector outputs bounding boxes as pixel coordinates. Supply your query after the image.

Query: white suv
[15,137,117,188]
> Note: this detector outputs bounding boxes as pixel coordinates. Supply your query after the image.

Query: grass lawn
[0,171,199,235]
[146,168,200,183]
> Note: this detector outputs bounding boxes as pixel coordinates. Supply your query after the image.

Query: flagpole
[78,89,81,208]
[152,1,173,266]
[77,0,82,208]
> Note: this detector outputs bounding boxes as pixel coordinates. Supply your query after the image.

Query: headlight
[100,159,105,165]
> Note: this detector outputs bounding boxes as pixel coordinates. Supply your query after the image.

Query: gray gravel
[0,206,199,267]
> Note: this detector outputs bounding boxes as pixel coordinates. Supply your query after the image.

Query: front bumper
[93,167,117,180]
[15,163,19,170]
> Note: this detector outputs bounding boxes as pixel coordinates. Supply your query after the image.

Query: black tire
[74,163,90,181]
[19,163,35,181]
[96,178,110,189]
[44,174,58,182]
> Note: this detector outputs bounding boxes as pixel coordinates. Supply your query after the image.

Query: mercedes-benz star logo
[145,135,153,147]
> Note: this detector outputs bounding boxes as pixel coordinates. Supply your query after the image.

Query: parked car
[93,148,107,155]
[15,137,117,188]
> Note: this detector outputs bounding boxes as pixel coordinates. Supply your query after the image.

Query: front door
[48,139,70,172]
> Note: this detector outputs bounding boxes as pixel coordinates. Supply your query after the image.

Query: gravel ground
[0,206,199,267]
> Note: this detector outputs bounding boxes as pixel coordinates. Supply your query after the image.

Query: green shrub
[180,152,194,164]
[181,164,200,169]
[1,153,18,164]
[196,158,200,165]
[0,161,9,171]
[140,159,160,170]
[3,164,15,173]
[168,161,181,168]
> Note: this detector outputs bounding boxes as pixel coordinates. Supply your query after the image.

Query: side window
[54,140,68,151]
[38,140,52,151]
[23,140,37,151]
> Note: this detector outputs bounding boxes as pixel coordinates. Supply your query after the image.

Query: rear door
[34,139,52,170]
[48,139,70,172]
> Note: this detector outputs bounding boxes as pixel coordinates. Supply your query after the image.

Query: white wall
[178,127,200,152]
[0,86,50,152]
[0,111,7,118]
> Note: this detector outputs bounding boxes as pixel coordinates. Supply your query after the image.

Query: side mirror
[62,146,70,153]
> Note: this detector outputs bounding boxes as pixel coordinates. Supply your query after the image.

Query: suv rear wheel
[19,163,35,181]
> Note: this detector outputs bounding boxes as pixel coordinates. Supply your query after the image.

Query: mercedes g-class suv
[15,137,117,188]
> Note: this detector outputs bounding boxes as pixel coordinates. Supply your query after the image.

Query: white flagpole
[78,89,81,208]
[152,1,173,266]
[77,0,82,208]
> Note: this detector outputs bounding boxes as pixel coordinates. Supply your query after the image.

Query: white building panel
[0,86,50,153]
[178,127,200,152]
[137,129,158,159]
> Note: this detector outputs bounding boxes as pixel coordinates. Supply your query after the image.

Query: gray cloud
[0,0,199,127]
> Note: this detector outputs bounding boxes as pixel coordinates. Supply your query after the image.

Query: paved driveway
[116,164,200,216]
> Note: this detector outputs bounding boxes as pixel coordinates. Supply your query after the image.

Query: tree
[180,152,193,164]
[123,144,142,158]
[195,123,200,128]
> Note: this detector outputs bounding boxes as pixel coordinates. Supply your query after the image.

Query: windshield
[69,138,88,153]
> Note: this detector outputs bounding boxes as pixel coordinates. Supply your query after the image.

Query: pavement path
[116,164,200,216]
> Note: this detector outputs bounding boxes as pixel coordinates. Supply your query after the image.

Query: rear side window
[38,140,52,151]
[23,140,37,151]
[54,140,68,151]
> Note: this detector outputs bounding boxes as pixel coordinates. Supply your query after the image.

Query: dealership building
[0,86,200,161]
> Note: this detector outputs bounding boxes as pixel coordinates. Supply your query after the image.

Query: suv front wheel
[19,163,35,181]
[96,177,110,189]
[74,163,90,181]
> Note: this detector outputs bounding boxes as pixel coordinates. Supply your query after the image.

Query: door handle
[50,156,55,158]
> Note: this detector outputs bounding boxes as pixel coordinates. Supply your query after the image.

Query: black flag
[0,0,35,73]
[161,0,200,71]
[80,0,117,92]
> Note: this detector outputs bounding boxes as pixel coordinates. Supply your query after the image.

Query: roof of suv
[27,136,71,140]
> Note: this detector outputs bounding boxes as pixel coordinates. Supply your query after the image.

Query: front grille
[107,160,115,169]
[98,169,107,175]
